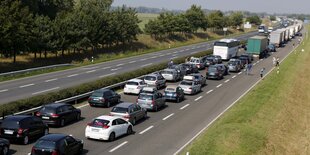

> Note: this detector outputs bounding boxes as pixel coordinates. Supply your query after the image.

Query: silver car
[168,65,187,77]
[187,74,207,86]
[161,69,181,82]
[110,102,147,125]
[144,73,166,90]
[137,92,165,112]
[188,57,205,69]
[228,59,242,72]
[178,80,201,95]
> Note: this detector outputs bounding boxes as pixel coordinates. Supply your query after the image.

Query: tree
[184,5,208,32]
[269,15,276,21]
[207,10,225,30]
[246,15,262,25]
[229,12,244,28]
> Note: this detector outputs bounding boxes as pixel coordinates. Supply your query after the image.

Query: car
[185,74,207,86]
[164,85,185,103]
[0,115,49,145]
[213,55,222,63]
[137,92,165,112]
[0,138,9,155]
[227,60,242,72]
[110,102,147,125]
[85,115,133,141]
[36,103,81,127]
[168,64,187,78]
[237,57,247,68]
[30,134,83,155]
[267,44,276,52]
[206,65,224,80]
[178,80,201,95]
[202,56,216,67]
[187,57,205,69]
[124,79,147,95]
[239,54,253,62]
[180,63,199,74]
[140,86,158,94]
[88,89,121,107]
[160,69,181,82]
[215,64,228,76]
[144,73,166,90]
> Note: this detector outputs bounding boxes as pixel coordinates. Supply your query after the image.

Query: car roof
[166,85,178,89]
[139,92,154,96]
[44,103,68,108]
[115,102,134,108]
[4,115,33,121]
[39,134,67,142]
[163,69,175,72]
[128,79,143,82]
[145,73,159,77]
[94,88,111,93]
[96,115,118,121]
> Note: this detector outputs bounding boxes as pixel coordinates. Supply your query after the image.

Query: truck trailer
[246,36,268,58]
[269,30,284,47]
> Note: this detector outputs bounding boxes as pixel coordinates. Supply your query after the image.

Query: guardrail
[0,64,73,77]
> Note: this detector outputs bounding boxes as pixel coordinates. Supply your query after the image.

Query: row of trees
[0,0,141,62]
[144,5,245,38]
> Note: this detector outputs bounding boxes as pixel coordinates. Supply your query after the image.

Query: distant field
[137,13,159,30]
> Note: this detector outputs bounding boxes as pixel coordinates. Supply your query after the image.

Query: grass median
[182,26,309,155]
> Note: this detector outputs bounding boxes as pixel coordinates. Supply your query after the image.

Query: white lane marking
[172,54,178,57]
[185,49,190,51]
[151,56,158,59]
[190,51,197,54]
[102,66,111,70]
[111,67,122,71]
[0,89,8,93]
[195,96,203,101]
[129,61,136,64]
[232,75,237,79]
[253,63,257,66]
[139,125,154,135]
[171,57,178,59]
[82,66,99,70]
[45,78,58,82]
[141,63,153,67]
[159,54,165,57]
[86,70,96,73]
[76,104,89,109]
[173,51,178,54]
[180,50,184,52]
[257,60,260,63]
[140,58,147,61]
[238,72,242,75]
[206,90,213,94]
[216,84,222,88]
[224,79,230,83]
[32,87,60,95]
[19,83,35,88]
[67,74,78,77]
[180,104,190,110]
[99,72,116,78]
[162,113,175,121]
[109,141,128,153]
[116,64,124,67]
[191,47,196,49]
[196,46,201,48]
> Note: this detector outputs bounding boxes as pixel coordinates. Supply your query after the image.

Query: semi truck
[269,30,284,47]
[246,36,268,58]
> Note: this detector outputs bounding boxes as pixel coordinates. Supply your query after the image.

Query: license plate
[42,116,50,120]
[91,129,99,132]
[93,98,99,101]
[4,130,14,135]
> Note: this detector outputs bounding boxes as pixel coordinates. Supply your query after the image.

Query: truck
[269,30,284,47]
[258,24,268,33]
[246,36,268,58]
[288,26,295,39]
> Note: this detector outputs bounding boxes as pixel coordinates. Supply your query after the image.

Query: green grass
[137,13,159,30]
[182,25,310,155]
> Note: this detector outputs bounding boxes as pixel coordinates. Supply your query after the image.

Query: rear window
[34,140,56,149]
[126,81,139,85]
[138,94,153,100]
[111,107,128,113]
[39,106,56,113]
[165,88,176,92]
[91,119,110,127]
[228,62,237,65]
[161,71,173,74]
[208,67,217,72]
[180,81,193,86]
[91,91,103,97]
[144,76,156,81]
[1,119,20,129]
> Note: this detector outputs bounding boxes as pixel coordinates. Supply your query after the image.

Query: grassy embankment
[0,13,255,82]
[182,25,310,155]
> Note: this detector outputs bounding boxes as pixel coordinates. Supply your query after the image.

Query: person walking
[168,59,174,68]
[260,68,265,79]
[248,63,253,75]
[276,57,280,67]
[272,56,276,66]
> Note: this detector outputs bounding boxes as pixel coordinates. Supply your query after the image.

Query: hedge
[0,50,212,115]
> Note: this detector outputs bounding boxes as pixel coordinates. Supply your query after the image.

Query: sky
[112,0,310,14]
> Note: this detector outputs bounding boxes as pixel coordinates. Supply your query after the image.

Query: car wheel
[60,118,65,127]
[76,113,81,121]
[132,118,136,125]
[23,136,29,145]
[2,145,8,155]
[109,132,116,142]
[44,128,49,136]
[127,126,133,135]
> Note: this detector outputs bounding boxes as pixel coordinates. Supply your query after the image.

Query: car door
[27,118,41,137]
[134,104,143,120]
[158,75,165,87]
[111,91,120,104]
[116,119,129,135]
[66,105,76,122]
[157,93,165,107]
[111,120,121,137]
[32,117,46,136]
[64,136,80,155]
[104,91,113,103]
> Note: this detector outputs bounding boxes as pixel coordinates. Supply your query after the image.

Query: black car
[181,63,199,74]
[31,134,83,155]
[88,89,121,107]
[239,54,252,63]
[36,103,81,127]
[0,115,49,145]
[202,56,216,67]
[206,65,224,80]
[213,55,222,64]
[0,138,10,155]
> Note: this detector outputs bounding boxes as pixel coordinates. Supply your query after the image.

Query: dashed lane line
[216,84,222,88]
[67,74,79,78]
[19,83,35,88]
[224,79,230,83]
[45,78,58,82]
[139,126,154,135]
[180,104,190,110]
[99,72,116,78]
[86,70,96,73]
[0,89,8,93]
[162,113,175,121]
[194,96,203,101]
[32,87,60,95]
[109,141,128,153]
[232,75,237,79]
[206,90,213,94]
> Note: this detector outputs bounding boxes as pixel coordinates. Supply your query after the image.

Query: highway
[0,32,257,104]
[9,34,301,155]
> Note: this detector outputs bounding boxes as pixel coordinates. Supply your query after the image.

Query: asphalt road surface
[0,32,258,104]
[9,33,302,155]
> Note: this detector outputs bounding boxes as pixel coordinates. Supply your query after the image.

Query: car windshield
[40,106,56,113]
[144,76,156,81]
[208,67,217,72]
[111,107,128,113]
[165,88,176,92]
[1,120,20,129]
[138,94,153,100]
[91,119,110,127]
[228,62,237,65]
[180,81,193,86]
[126,81,139,85]
[91,91,103,97]
[34,140,56,149]
[161,71,173,74]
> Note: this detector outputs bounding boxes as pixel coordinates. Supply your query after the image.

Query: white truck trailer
[269,30,284,47]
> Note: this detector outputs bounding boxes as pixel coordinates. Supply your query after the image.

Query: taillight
[103,125,110,129]
[100,98,105,102]
[51,113,59,118]
[52,150,59,155]
[124,113,130,119]
[17,128,26,135]
[36,112,41,116]
[152,100,155,105]
[31,147,35,154]
[188,87,192,90]
[137,86,141,89]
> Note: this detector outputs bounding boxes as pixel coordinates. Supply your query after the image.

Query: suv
[36,103,81,127]
[137,92,165,112]
[213,55,222,64]
[202,56,216,67]
[88,89,121,107]
[124,79,147,95]
[144,73,166,90]
[0,115,49,145]
[206,65,224,80]
[160,69,181,82]
[188,57,205,70]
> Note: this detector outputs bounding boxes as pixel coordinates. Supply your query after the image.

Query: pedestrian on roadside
[260,68,265,79]
[185,57,190,63]
[244,63,248,74]
[293,43,295,48]
[168,59,174,68]
[248,63,253,75]
[276,57,280,67]
[272,56,276,66]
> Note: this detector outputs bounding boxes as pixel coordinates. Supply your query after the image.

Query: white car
[124,79,146,95]
[178,80,201,95]
[85,115,133,141]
